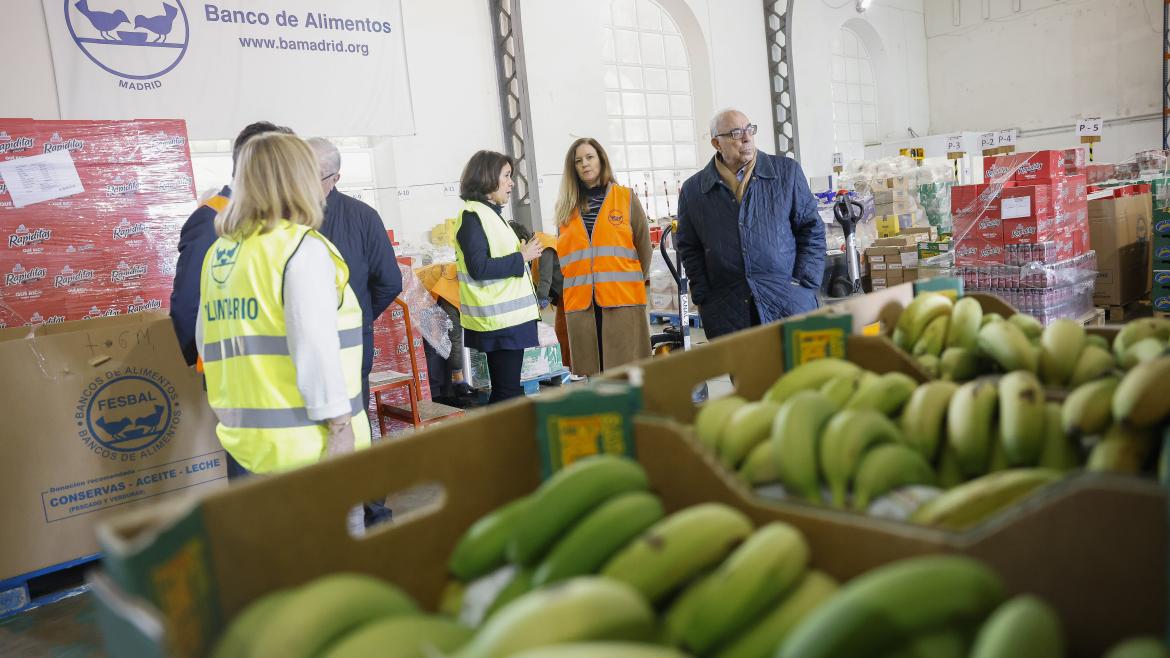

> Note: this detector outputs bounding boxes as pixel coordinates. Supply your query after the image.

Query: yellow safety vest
[199,220,371,474]
[454,201,540,332]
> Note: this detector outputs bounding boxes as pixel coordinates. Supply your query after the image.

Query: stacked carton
[1085,184,1152,308]
[0,119,196,327]
[865,228,937,291]
[1151,178,1170,311]
[949,149,1096,323]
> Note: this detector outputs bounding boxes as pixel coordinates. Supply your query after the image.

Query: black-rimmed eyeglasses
[321,173,338,182]
[714,124,758,140]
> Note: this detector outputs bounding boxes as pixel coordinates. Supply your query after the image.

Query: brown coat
[563,193,654,376]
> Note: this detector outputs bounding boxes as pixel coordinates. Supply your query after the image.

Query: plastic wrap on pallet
[0,119,197,328]
[398,265,452,359]
[957,252,1097,291]
[966,280,1097,325]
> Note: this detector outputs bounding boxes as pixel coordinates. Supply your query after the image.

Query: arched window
[831,26,878,150]
[601,0,696,217]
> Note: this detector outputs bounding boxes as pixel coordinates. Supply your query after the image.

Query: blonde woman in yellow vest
[197,133,371,494]
[554,138,653,377]
[453,150,543,403]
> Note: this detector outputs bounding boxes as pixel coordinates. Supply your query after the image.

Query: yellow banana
[895,293,954,349]
[969,595,1065,658]
[977,321,1037,373]
[819,409,904,508]
[601,503,754,604]
[981,312,1004,326]
[1007,313,1043,340]
[1087,424,1152,475]
[765,358,862,405]
[1038,318,1085,387]
[1112,318,1170,360]
[1068,344,1117,387]
[1061,377,1118,437]
[946,296,983,350]
[720,401,783,468]
[912,314,948,358]
[946,380,998,477]
[694,395,748,451]
[844,371,918,417]
[1113,356,1170,429]
[910,469,1062,530]
[713,571,839,658]
[998,371,1046,467]
[900,380,959,462]
[1121,337,1169,370]
[773,391,839,504]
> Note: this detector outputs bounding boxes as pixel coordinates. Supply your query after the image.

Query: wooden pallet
[1099,300,1152,323]
[0,554,99,618]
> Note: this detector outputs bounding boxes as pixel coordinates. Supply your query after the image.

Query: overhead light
[857,0,873,12]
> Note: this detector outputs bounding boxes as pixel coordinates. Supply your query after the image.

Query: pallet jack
[649,220,708,402]
[826,190,865,299]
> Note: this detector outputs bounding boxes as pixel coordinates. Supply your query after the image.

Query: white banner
[42,0,415,139]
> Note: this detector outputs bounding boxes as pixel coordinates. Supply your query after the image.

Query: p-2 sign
[980,132,996,151]
[1077,117,1103,138]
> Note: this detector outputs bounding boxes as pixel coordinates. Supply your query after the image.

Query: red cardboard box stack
[950,148,1095,322]
[0,119,195,328]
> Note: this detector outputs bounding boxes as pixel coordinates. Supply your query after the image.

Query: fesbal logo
[65,0,190,85]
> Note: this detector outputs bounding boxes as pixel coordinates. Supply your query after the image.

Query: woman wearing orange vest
[554,138,653,376]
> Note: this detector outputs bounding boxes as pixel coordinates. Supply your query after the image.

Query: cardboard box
[1153,271,1170,312]
[1090,195,1148,305]
[0,312,226,584]
[899,227,938,243]
[917,240,951,260]
[872,235,918,248]
[876,215,900,238]
[1002,216,1056,245]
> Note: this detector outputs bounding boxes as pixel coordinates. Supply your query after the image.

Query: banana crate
[87,391,1163,658]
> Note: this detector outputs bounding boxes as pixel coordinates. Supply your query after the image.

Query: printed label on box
[1002,196,1032,220]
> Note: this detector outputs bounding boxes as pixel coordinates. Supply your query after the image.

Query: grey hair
[709,108,742,138]
[306,137,341,177]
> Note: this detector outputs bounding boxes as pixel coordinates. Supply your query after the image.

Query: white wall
[3,1,61,119]
[925,0,1161,163]
[793,0,931,181]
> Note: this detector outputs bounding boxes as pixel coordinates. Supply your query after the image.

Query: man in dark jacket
[170,121,292,366]
[308,138,403,405]
[676,109,826,340]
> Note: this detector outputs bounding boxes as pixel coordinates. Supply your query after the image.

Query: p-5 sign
[1077,117,1103,138]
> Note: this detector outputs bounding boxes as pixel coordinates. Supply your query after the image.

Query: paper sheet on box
[0,149,85,208]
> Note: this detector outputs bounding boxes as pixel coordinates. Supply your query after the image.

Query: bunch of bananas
[1111,318,1170,370]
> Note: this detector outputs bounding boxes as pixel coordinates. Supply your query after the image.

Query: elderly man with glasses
[675,108,826,340]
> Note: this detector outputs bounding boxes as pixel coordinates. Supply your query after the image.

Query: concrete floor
[1,311,724,657]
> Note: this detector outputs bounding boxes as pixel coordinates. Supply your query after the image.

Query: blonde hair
[216,133,324,238]
[554,138,617,227]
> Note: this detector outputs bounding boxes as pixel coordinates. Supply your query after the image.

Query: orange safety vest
[557,184,646,312]
[414,262,460,308]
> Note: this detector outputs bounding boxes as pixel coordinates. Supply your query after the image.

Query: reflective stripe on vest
[454,201,540,332]
[556,184,647,312]
[199,221,371,474]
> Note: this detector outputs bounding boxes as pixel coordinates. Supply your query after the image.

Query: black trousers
[487,348,525,404]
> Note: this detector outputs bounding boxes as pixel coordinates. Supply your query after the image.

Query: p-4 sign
[1077,117,1103,138]
[996,129,1017,147]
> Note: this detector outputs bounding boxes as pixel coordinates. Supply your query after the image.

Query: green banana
[819,371,876,408]
[1085,333,1111,352]
[910,469,1061,530]
[1112,318,1170,360]
[1061,377,1119,437]
[1113,356,1170,429]
[936,444,965,488]
[694,396,748,451]
[914,354,940,378]
[1087,424,1152,475]
[1039,403,1081,472]
[1162,428,1170,486]
[981,312,1004,326]
[449,496,531,582]
[484,567,535,620]
[998,371,1046,466]
[844,371,918,417]
[1038,318,1086,386]
[456,578,656,658]
[764,358,862,405]
[601,503,754,604]
[510,644,688,658]
[819,409,904,508]
[250,573,418,658]
[977,321,1037,373]
[211,589,293,658]
[532,492,665,587]
[939,347,980,382]
[322,615,474,658]
[895,293,954,350]
[876,627,973,658]
[713,571,839,658]
[739,439,780,485]
[900,380,959,462]
[773,391,839,504]
[1068,344,1117,387]
[946,296,983,350]
[674,523,810,653]
[1121,337,1168,370]
[851,443,937,511]
[1103,636,1170,658]
[946,379,999,477]
[969,595,1064,658]
[1007,312,1043,340]
[987,426,1010,473]
[774,556,1006,658]
[912,314,948,357]
[720,401,783,468]
[509,455,648,565]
